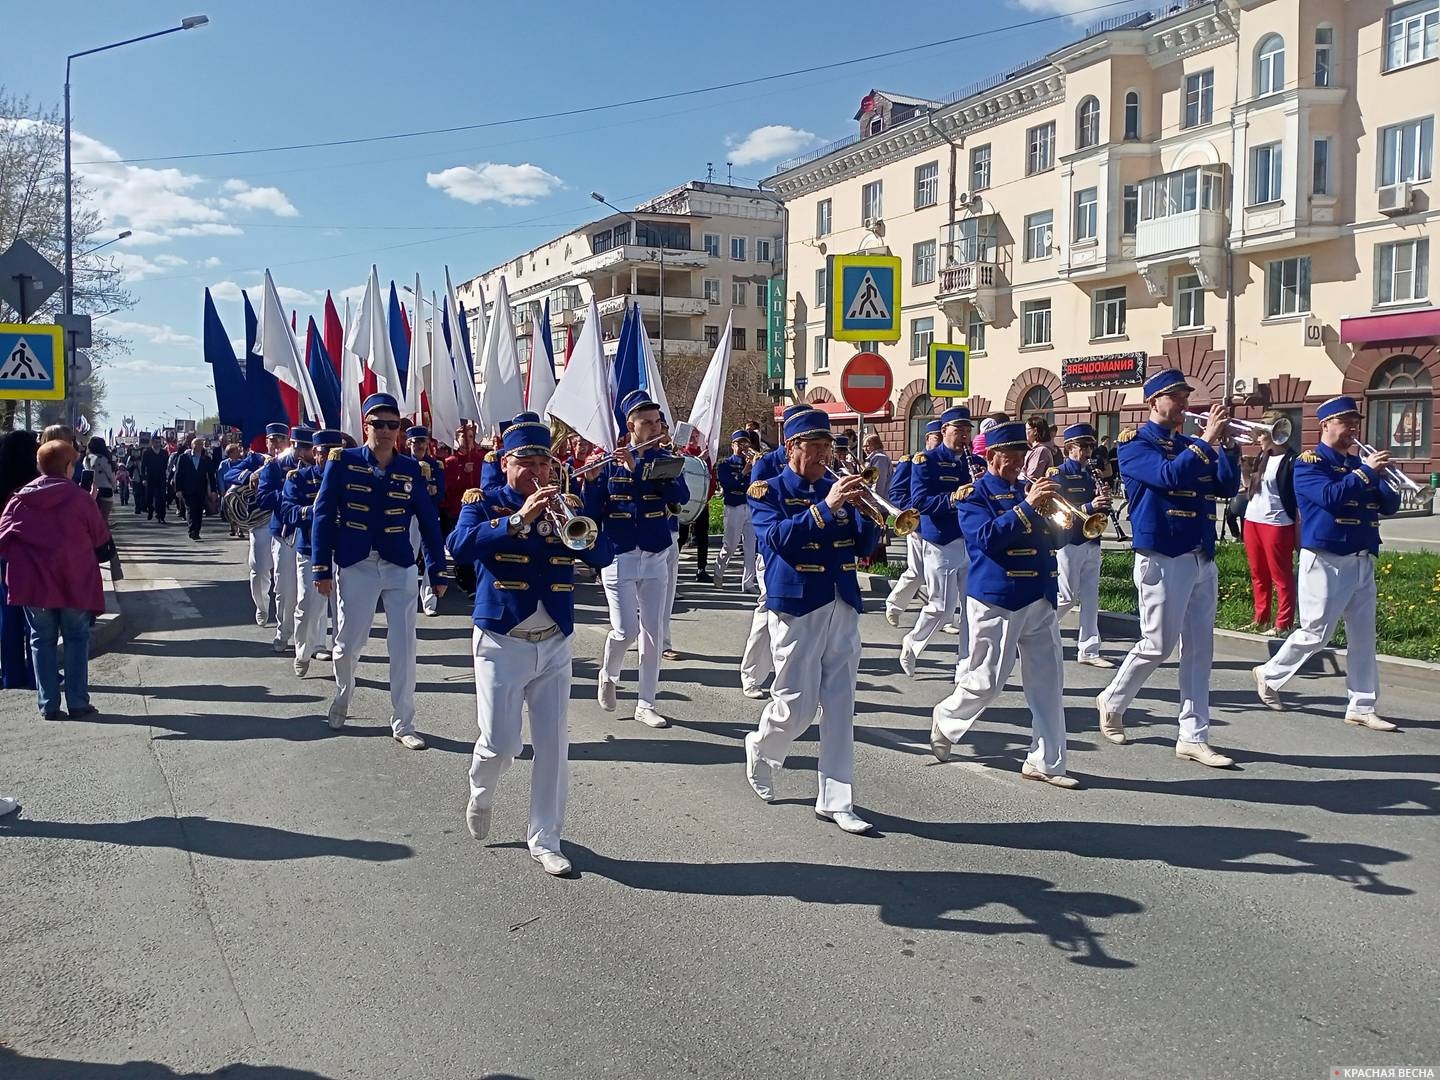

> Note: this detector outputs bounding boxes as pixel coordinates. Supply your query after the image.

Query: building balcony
[936,260,1006,322]
[1134,207,1226,297]
[594,292,709,319]
[575,244,711,276]
[600,335,714,361]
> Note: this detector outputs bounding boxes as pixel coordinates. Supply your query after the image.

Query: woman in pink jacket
[0,439,111,723]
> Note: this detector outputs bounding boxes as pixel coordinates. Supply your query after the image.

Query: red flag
[323,291,344,379]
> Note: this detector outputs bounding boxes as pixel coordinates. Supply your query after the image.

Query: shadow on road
[0,1049,538,1080]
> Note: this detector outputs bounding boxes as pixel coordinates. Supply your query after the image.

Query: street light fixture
[80,230,132,257]
[591,191,665,376]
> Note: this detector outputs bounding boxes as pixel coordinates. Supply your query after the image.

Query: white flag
[446,267,483,425]
[544,297,615,453]
[427,290,463,444]
[408,274,429,425]
[478,276,525,430]
[339,297,364,441]
[527,299,558,419]
[345,266,407,413]
[258,270,324,424]
[687,311,735,463]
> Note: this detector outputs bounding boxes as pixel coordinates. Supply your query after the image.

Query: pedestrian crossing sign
[828,253,901,342]
[0,322,64,400]
[928,343,969,398]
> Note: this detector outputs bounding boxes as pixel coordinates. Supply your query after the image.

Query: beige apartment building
[454,181,784,429]
[768,0,1440,478]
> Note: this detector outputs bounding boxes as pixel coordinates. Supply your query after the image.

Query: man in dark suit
[174,437,218,540]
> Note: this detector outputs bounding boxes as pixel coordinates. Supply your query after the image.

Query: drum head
[677,455,710,525]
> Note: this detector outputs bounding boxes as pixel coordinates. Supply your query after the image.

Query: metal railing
[939,262,1001,293]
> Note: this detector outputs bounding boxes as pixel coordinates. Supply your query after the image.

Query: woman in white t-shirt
[1242,415,1298,633]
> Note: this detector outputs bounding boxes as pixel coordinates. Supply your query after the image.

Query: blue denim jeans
[24,607,92,715]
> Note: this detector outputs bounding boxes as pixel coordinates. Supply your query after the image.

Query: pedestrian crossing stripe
[927,342,969,398]
[829,254,901,342]
[937,356,964,388]
[845,272,890,321]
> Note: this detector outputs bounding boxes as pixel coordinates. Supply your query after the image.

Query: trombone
[1355,439,1437,502]
[824,462,920,536]
[1183,410,1293,446]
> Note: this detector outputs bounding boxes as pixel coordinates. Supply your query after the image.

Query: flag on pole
[527,298,558,417]
[610,303,640,433]
[544,297,615,453]
[478,276,525,430]
[687,310,735,464]
[323,292,344,379]
[346,266,407,413]
[243,289,294,439]
[428,290,463,442]
[339,297,365,442]
[203,288,249,431]
[635,310,673,427]
[445,267,483,425]
[387,280,411,405]
[258,270,325,424]
[304,316,343,428]
[409,273,430,428]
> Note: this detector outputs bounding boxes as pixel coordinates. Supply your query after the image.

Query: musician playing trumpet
[714,430,759,593]
[1048,424,1113,668]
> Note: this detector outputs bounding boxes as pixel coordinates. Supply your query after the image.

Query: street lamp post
[79,230,132,257]
[64,16,208,423]
[591,192,664,378]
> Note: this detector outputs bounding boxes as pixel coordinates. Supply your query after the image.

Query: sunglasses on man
[367,418,403,430]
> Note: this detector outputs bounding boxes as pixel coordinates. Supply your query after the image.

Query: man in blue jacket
[883,418,941,626]
[1050,423,1112,667]
[743,408,878,835]
[256,426,312,653]
[447,416,615,876]
[714,430,758,592]
[282,429,343,677]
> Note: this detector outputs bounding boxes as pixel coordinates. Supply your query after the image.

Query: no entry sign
[840,351,892,415]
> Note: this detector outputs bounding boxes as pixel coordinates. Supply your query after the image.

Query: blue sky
[8,0,1110,431]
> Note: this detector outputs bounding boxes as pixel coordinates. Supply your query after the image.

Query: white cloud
[426,162,563,206]
[1009,0,1098,20]
[107,319,200,348]
[210,279,316,306]
[111,251,186,281]
[726,125,819,166]
[201,256,223,268]
[220,180,299,218]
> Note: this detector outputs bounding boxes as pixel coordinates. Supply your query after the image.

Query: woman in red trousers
[1242,416,1298,633]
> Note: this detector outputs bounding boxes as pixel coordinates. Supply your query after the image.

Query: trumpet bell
[1267,416,1293,446]
[560,515,598,551]
[1079,512,1107,540]
[892,508,920,537]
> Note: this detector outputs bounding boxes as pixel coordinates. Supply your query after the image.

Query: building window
[1251,142,1284,204]
[755,238,772,262]
[1175,273,1206,329]
[1020,385,1056,422]
[1314,26,1335,87]
[1095,412,1122,442]
[1256,34,1286,96]
[1076,96,1101,149]
[703,233,721,258]
[1073,187,1098,242]
[1367,356,1432,459]
[730,236,747,261]
[815,267,827,307]
[732,281,747,306]
[1313,138,1332,195]
[731,326,747,351]
[1026,121,1056,174]
[910,316,934,362]
[970,144,991,191]
[1139,166,1225,220]
[1123,91,1141,140]
[816,199,832,238]
[907,393,934,454]
[813,335,829,372]
[756,327,768,353]
[915,161,939,208]
[1266,256,1312,316]
[1092,286,1127,338]
[913,239,937,284]
[862,180,884,222]
[1376,238,1430,304]
[1122,184,1139,234]
[1379,117,1435,186]
[1184,69,1214,128]
[756,281,769,310]
[967,308,986,353]
[868,115,884,137]
[703,277,721,305]
[946,216,998,264]
[704,324,720,348]
[1024,211,1053,261]
[1386,0,1439,71]
[1022,299,1052,346]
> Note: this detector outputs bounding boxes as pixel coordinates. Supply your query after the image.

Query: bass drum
[676,455,712,526]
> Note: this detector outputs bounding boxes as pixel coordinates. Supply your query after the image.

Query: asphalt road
[2,513,1437,1080]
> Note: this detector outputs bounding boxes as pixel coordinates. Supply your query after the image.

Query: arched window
[1123,91,1141,140]
[1020,386,1056,423]
[1256,34,1286,96]
[1367,356,1432,459]
[1077,96,1101,149]
[907,394,934,455]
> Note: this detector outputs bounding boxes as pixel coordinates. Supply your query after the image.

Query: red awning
[1340,308,1440,345]
[772,401,894,422]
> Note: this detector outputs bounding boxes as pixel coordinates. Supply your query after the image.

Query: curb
[91,574,126,656]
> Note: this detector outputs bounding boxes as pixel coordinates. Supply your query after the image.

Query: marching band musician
[714,430,758,592]
[256,426,313,655]
[447,415,615,877]
[443,423,486,595]
[884,417,942,626]
[593,390,690,729]
[1252,396,1401,730]
[282,428,343,677]
[899,406,977,676]
[1050,423,1113,668]
[243,423,289,626]
[1096,369,1239,767]
[928,421,1077,787]
[479,418,511,499]
[743,408,878,834]
[312,393,449,748]
[406,426,446,617]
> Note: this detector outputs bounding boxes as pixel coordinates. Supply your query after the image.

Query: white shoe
[1253,665,1284,711]
[899,643,916,678]
[1077,656,1114,669]
[254,608,267,626]
[394,732,427,750]
[929,719,951,762]
[634,705,668,729]
[465,800,491,840]
[1096,692,1126,744]
[941,623,960,636]
[532,851,572,876]
[326,696,347,730]
[1021,762,1082,789]
[817,809,873,834]
[422,605,438,618]
[293,658,310,678]
[741,685,767,700]
[744,731,775,802]
[884,609,900,628]
[1345,712,1398,732]
[1175,741,1235,768]
[0,796,18,818]
[312,649,333,662]
[598,679,617,712]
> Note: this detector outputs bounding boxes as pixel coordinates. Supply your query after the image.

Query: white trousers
[715,504,757,591]
[662,538,680,652]
[247,527,275,617]
[271,536,298,647]
[410,519,438,615]
[293,551,330,661]
[884,532,926,617]
[601,548,669,710]
[1102,550,1217,743]
[1056,543,1103,661]
[904,538,970,660]
[934,597,1067,775]
[740,553,772,693]
[752,600,861,814]
[332,553,419,735]
[1259,549,1379,714]
[469,627,572,856]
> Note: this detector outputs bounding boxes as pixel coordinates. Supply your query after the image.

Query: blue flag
[387,281,410,405]
[203,289,248,430]
[305,317,343,428]
[611,303,647,434]
[242,290,290,443]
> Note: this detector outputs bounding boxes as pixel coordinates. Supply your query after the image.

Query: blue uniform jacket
[594,448,690,555]
[219,451,265,493]
[447,484,615,635]
[957,472,1058,610]
[416,453,445,510]
[909,444,970,546]
[480,452,505,499]
[717,454,750,507]
[311,446,447,584]
[1294,443,1402,556]
[255,453,299,540]
[1048,458,1102,547]
[748,467,878,616]
[888,458,912,507]
[750,445,787,484]
[1117,421,1239,559]
[279,463,325,559]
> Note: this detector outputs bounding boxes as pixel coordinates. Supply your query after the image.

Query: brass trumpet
[1035,493,1108,540]
[1183,410,1293,446]
[546,490,599,550]
[1355,439,1437,502]
[825,463,920,536]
